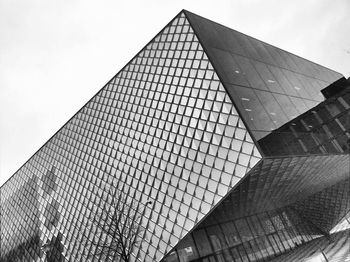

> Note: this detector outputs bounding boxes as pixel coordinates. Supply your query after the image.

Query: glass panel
[210,48,249,87]
[233,54,268,91]
[228,85,274,137]
[177,234,199,262]
[235,219,253,242]
[281,68,311,100]
[0,12,264,262]
[221,221,241,247]
[206,225,227,251]
[252,61,284,94]
[193,229,213,257]
[273,93,299,120]
[254,89,289,128]
[289,96,309,115]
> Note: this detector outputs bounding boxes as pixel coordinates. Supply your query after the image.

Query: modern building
[1,10,349,262]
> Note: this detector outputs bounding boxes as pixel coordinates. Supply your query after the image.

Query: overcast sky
[1,0,349,187]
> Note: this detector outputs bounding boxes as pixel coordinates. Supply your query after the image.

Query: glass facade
[269,227,350,262]
[184,10,343,140]
[164,206,325,262]
[220,154,350,220]
[259,78,350,156]
[1,9,349,262]
[1,12,261,262]
[291,178,350,233]
[0,175,41,261]
[164,153,349,261]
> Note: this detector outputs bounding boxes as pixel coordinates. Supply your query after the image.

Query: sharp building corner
[1,10,349,262]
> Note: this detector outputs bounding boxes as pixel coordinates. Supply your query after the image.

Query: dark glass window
[206,225,227,251]
[228,85,274,137]
[253,61,284,94]
[192,229,213,257]
[254,89,289,128]
[176,234,199,262]
[273,93,299,120]
[221,221,241,247]
[233,54,268,91]
[235,219,254,243]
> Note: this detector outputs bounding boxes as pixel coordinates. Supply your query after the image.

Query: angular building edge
[1,9,349,262]
[0,9,186,191]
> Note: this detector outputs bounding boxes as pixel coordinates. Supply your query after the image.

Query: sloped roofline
[0,9,186,190]
[182,9,265,155]
[182,9,343,77]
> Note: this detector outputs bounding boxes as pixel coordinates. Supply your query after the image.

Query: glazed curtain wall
[0,12,261,262]
[163,207,322,262]
[184,11,343,140]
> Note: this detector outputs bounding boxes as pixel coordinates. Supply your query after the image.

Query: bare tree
[85,187,152,262]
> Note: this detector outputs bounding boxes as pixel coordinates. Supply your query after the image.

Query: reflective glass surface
[269,228,350,262]
[259,85,350,156]
[0,12,261,262]
[164,154,350,262]
[1,10,348,262]
[164,205,325,262]
[185,11,343,139]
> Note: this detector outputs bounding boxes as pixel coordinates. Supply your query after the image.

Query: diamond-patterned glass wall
[2,9,348,262]
[291,178,350,233]
[162,154,349,262]
[0,171,41,261]
[0,12,261,262]
[215,154,349,218]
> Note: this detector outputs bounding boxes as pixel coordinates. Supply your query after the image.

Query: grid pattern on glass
[163,155,350,261]
[163,206,323,262]
[0,168,41,260]
[0,160,63,261]
[88,13,261,261]
[228,154,349,218]
[184,10,343,139]
[259,87,350,156]
[269,228,350,262]
[291,178,350,233]
[200,153,350,235]
[0,11,261,262]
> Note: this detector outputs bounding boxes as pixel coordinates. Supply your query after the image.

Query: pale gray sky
[1,0,349,187]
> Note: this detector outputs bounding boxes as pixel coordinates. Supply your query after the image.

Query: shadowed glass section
[164,153,349,261]
[0,11,261,262]
[184,10,343,140]
[259,78,350,156]
[291,178,350,233]
[218,154,349,217]
[163,207,323,262]
[269,228,350,262]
